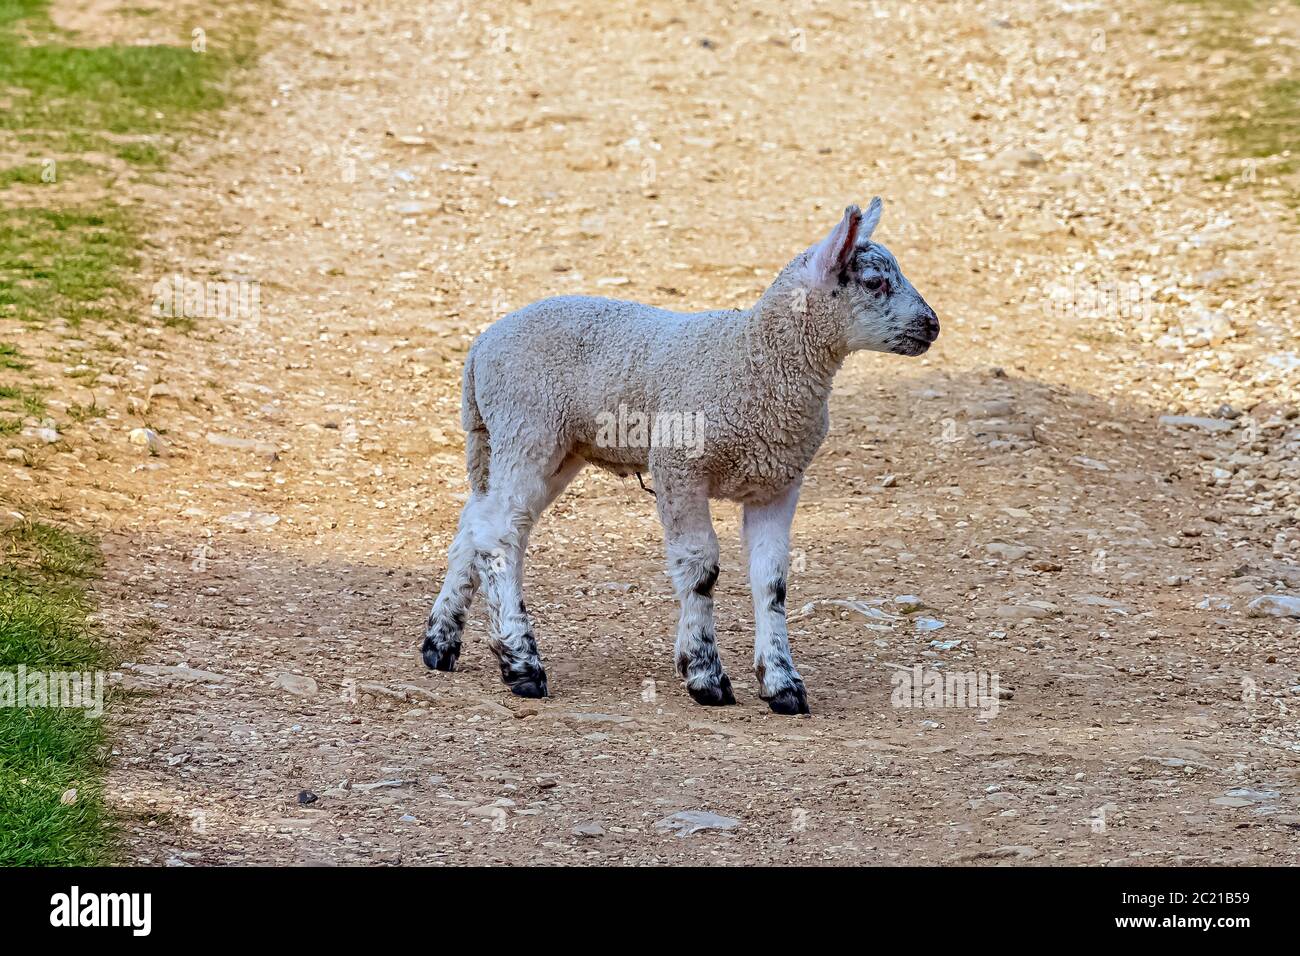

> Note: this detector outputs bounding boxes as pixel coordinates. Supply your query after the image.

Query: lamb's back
[470,295,739,428]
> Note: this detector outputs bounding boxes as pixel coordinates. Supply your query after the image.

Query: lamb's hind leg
[422,494,486,671]
[743,483,810,715]
[474,452,581,697]
[656,472,734,706]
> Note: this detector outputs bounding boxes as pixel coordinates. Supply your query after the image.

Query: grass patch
[1175,0,1300,202]
[0,0,244,137]
[0,520,110,865]
[0,0,257,333]
[0,157,96,188]
[0,0,261,866]
[0,343,25,370]
[113,141,166,169]
[0,206,139,328]
[0,385,46,418]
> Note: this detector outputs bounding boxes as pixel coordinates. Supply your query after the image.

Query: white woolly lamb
[422,198,940,715]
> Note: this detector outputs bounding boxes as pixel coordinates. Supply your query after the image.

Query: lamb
[421,198,939,715]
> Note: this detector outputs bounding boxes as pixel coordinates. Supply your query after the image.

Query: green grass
[0,343,25,371]
[0,0,241,138]
[0,385,46,418]
[0,158,96,187]
[1176,0,1300,200]
[0,0,256,332]
[113,141,166,169]
[0,520,110,865]
[0,206,139,328]
[0,0,260,866]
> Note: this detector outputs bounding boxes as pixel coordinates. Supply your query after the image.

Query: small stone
[966,399,1014,418]
[1246,594,1300,619]
[297,790,318,805]
[572,821,606,838]
[1158,415,1235,433]
[654,810,741,837]
[987,845,1040,860]
[273,672,318,697]
[995,603,1058,621]
[60,788,77,806]
[1223,787,1280,803]
[128,427,165,455]
[220,510,280,531]
[352,779,415,792]
[1073,594,1129,612]
[395,201,435,216]
[689,720,745,738]
[986,542,1031,561]
[995,148,1044,168]
[561,712,634,727]
[206,432,277,455]
[1072,456,1110,471]
[1210,796,1254,809]
[126,663,228,683]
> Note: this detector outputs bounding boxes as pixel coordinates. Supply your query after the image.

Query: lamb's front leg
[656,473,734,706]
[743,483,810,715]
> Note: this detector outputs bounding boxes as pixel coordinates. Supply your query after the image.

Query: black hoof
[421,636,459,672]
[508,672,548,698]
[766,684,810,716]
[687,673,736,707]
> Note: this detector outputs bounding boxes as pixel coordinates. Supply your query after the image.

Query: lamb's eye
[863,276,885,292]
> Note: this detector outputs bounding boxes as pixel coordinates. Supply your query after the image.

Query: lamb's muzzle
[422,197,941,714]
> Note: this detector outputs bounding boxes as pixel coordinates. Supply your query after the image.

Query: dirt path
[26,0,1299,864]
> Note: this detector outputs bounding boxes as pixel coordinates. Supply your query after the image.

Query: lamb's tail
[461,353,490,495]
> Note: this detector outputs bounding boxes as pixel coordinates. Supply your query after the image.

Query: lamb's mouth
[895,334,932,356]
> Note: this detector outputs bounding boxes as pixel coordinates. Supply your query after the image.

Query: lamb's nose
[922,310,940,342]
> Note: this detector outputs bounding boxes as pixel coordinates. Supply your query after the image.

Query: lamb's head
[799,198,940,357]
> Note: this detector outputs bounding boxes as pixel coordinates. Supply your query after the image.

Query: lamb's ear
[858,196,883,243]
[808,204,861,284]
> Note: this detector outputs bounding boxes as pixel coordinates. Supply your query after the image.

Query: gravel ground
[4,0,1298,864]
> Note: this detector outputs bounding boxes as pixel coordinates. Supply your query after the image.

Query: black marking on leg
[693,563,719,598]
[688,672,735,707]
[767,682,810,716]
[768,576,786,613]
[493,630,548,697]
[422,606,465,671]
[758,656,797,689]
[421,634,460,672]
[509,670,549,698]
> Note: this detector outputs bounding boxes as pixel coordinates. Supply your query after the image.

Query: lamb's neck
[742,283,843,402]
